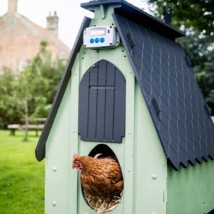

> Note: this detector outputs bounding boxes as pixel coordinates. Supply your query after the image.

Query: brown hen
[72,153,123,214]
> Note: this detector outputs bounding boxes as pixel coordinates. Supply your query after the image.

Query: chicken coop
[35,0,214,213]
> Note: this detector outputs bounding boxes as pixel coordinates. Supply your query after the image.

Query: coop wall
[45,79,72,213]
[167,160,214,214]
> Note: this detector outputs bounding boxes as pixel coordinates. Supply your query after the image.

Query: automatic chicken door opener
[83,26,120,49]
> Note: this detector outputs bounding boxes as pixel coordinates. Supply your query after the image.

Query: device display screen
[89,28,106,37]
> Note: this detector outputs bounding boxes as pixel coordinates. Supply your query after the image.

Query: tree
[147,0,214,35]
[0,41,66,138]
[15,41,66,140]
[0,68,23,129]
[146,0,214,114]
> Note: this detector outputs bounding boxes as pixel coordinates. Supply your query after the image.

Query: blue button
[100,37,105,43]
[90,38,94,44]
[95,38,99,43]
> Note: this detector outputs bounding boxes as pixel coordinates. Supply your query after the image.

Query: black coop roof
[81,0,184,40]
[35,0,214,170]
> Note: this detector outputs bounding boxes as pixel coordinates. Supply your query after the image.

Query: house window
[78,59,126,143]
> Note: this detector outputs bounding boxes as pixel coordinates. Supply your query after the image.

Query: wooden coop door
[78,60,126,143]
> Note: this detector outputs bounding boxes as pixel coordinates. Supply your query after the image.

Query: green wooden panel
[45,80,72,214]
[133,81,167,214]
[167,161,214,214]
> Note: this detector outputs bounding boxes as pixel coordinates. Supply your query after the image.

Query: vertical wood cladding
[79,60,126,143]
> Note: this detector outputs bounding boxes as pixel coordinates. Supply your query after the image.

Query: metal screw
[152,174,157,180]
[52,201,57,206]
[53,167,57,172]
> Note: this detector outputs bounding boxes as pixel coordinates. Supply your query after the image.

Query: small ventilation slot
[152,98,161,120]
[204,104,211,117]
[185,55,192,67]
[126,32,135,49]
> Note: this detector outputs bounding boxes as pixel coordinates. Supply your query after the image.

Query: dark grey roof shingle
[113,14,214,170]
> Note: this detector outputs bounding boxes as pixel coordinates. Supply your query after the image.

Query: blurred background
[0,0,213,213]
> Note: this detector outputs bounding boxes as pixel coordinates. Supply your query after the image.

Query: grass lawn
[0,130,44,214]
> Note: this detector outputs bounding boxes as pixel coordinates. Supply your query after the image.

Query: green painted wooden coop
[35,0,214,213]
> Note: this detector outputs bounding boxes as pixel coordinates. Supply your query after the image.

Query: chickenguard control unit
[35,0,214,214]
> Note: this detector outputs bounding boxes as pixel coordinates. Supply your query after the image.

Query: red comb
[73,153,78,161]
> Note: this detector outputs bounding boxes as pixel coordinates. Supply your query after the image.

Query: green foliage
[0,41,67,128]
[147,0,214,114]
[147,0,214,35]
[0,68,23,128]
[0,130,44,214]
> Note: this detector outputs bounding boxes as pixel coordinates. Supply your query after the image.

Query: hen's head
[72,153,83,171]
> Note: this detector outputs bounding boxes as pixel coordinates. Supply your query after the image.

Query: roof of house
[35,0,214,170]
[0,2,70,72]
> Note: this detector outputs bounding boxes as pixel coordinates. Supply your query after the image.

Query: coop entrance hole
[89,144,118,159]
[81,144,124,212]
